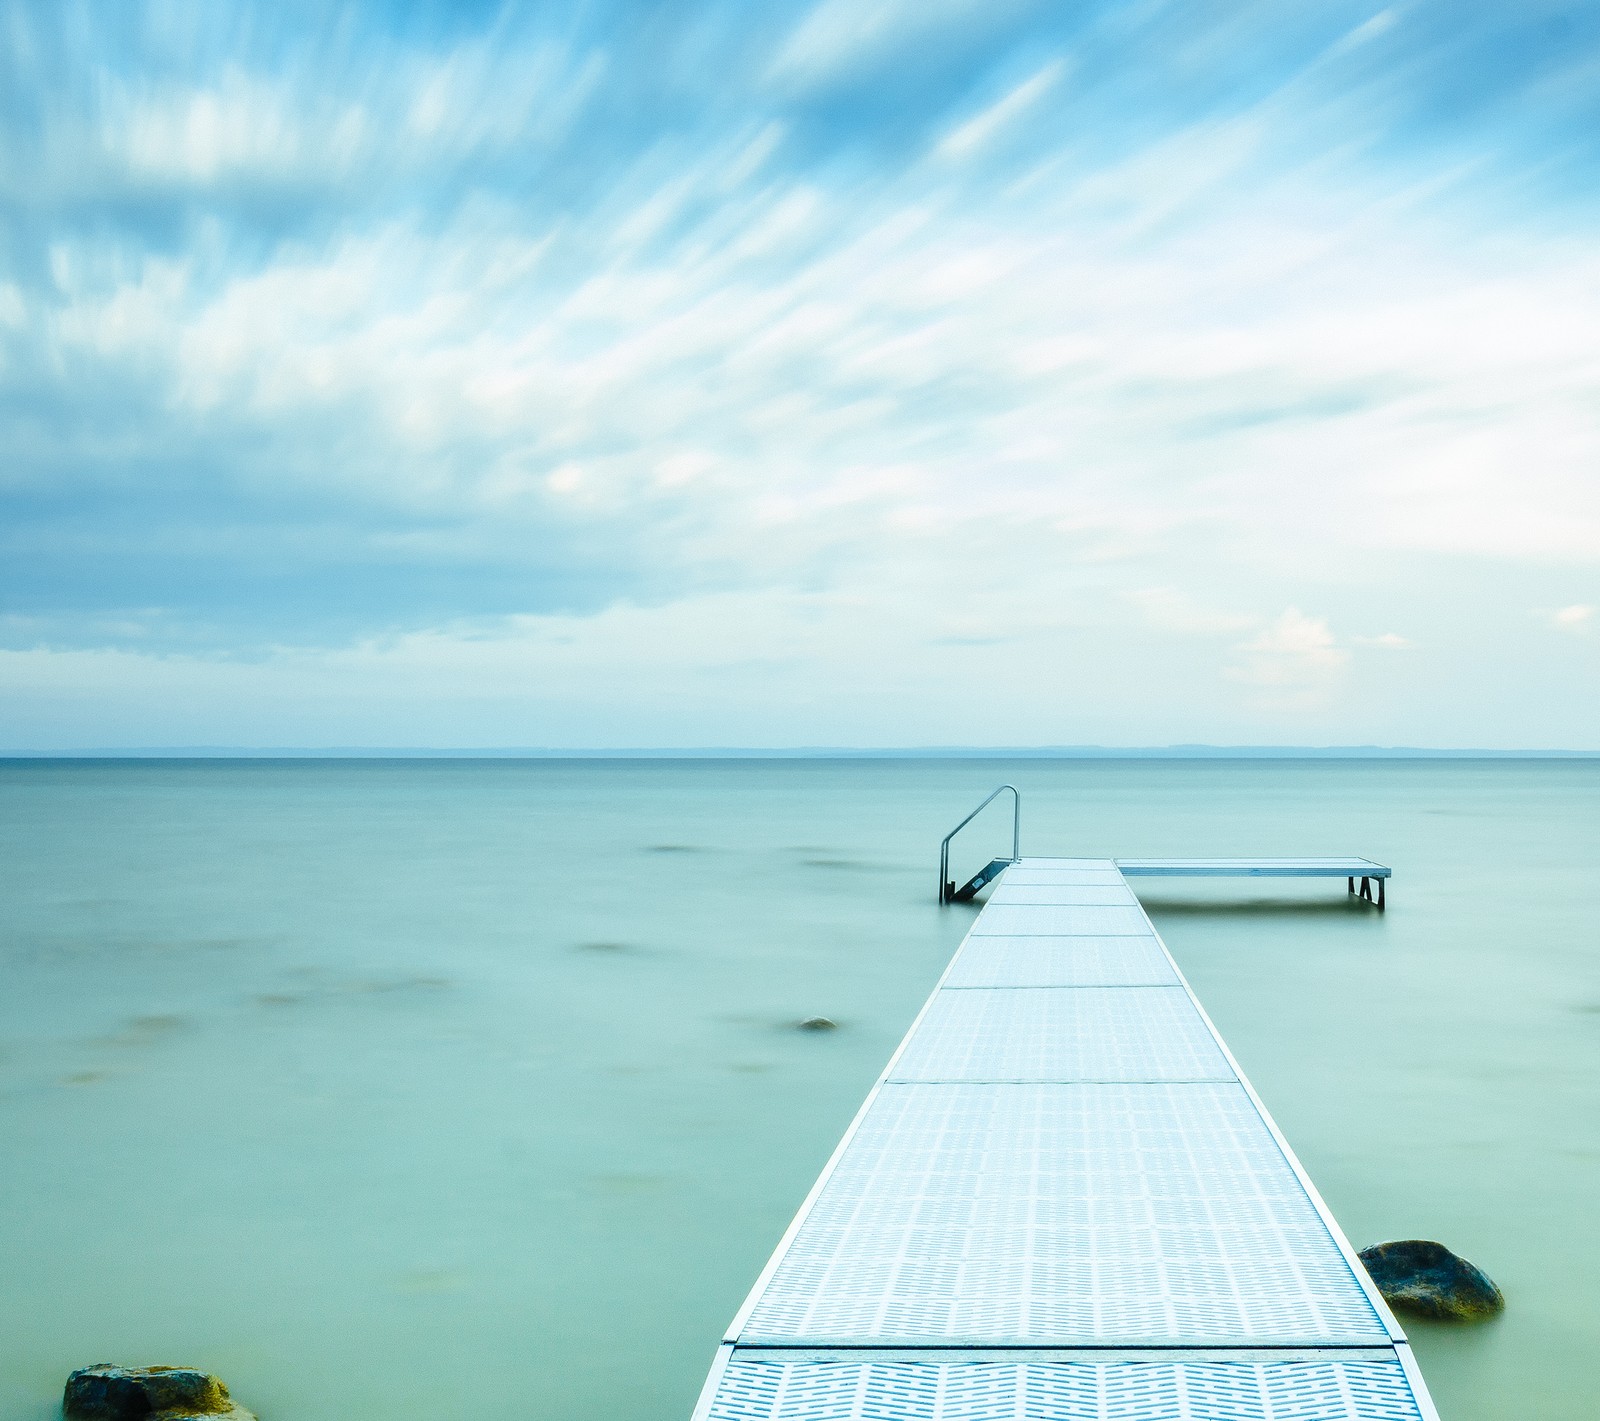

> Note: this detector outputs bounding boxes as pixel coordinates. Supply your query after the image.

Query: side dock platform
[691,856,1436,1420]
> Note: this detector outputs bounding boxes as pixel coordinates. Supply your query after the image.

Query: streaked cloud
[2,0,1599,747]
[937,62,1066,161]
[769,0,999,84]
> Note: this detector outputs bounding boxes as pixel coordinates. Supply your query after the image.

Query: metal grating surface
[972,903,1153,936]
[705,1353,1427,1421]
[737,1083,1387,1346]
[888,987,1231,1082]
[704,851,1435,1421]
[988,883,1140,906]
[1017,858,1117,869]
[943,934,1179,988]
[1000,868,1128,887]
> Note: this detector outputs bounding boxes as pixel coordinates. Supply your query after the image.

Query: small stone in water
[1357,1240,1505,1321]
[797,1016,838,1031]
[64,1363,257,1420]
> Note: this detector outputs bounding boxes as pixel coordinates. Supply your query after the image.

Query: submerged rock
[797,1016,838,1031]
[64,1364,257,1421]
[1357,1240,1505,1321]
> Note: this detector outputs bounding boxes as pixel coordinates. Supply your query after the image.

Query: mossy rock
[64,1364,256,1420]
[1358,1240,1504,1321]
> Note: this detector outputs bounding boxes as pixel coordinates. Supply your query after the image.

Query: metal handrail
[938,784,1020,903]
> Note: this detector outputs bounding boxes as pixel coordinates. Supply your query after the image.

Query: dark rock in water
[64,1364,257,1420]
[797,1016,838,1031]
[1357,1240,1505,1321]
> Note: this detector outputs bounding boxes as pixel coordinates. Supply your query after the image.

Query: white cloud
[1229,610,1351,708]
[10,8,1600,747]
[937,62,1066,161]
[36,144,1600,682]
[1324,9,1400,61]
[114,72,368,181]
[1548,604,1594,633]
[769,0,989,82]
[0,282,25,327]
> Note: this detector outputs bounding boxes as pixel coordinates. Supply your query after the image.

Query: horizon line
[4,745,1599,760]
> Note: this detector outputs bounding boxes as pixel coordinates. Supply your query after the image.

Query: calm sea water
[1,758,1595,1419]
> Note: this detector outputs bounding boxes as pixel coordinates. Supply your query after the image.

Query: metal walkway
[691,857,1437,1421]
[1117,858,1391,910]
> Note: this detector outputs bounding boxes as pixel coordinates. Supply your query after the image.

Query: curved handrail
[938,784,1020,903]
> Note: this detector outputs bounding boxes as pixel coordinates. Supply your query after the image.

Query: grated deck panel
[943,934,1178,988]
[736,1083,1387,1346]
[997,868,1127,887]
[886,988,1232,1083]
[696,854,1435,1421]
[972,903,1152,936]
[705,1352,1430,1421]
[987,883,1140,906]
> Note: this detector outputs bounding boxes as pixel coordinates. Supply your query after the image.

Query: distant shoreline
[4,746,1598,761]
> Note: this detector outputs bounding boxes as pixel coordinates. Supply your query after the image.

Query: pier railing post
[937,785,1021,903]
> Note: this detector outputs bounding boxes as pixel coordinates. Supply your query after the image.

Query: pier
[691,798,1432,1419]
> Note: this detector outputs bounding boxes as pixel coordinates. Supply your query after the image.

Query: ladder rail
[937,784,1020,903]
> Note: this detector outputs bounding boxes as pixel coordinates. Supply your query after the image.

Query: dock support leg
[1378,877,1386,912]
[1347,876,1355,896]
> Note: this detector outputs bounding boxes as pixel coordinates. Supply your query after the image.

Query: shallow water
[0,758,1595,1419]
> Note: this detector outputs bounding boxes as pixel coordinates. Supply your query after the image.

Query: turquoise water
[1,758,1595,1419]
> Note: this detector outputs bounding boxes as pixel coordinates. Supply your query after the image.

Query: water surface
[1,758,1594,1418]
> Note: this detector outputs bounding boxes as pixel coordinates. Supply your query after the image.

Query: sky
[2,0,1597,750]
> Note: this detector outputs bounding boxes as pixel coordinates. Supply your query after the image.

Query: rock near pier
[1357,1239,1505,1321]
[64,1364,257,1421]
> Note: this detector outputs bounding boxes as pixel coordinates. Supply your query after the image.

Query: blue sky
[2,0,1597,748]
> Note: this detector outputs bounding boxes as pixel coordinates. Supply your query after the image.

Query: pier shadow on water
[1132,895,1383,918]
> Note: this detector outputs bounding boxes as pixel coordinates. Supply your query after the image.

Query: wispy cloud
[1229,610,1351,708]
[1547,604,1595,634]
[768,0,995,84]
[937,61,1065,161]
[3,1,1600,747]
